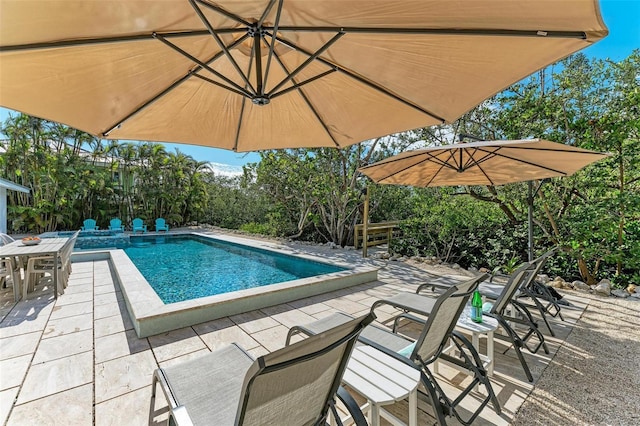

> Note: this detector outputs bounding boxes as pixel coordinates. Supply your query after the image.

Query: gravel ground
[511,291,640,425]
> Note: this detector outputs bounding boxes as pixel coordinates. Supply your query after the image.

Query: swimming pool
[123,235,345,303]
[70,232,378,337]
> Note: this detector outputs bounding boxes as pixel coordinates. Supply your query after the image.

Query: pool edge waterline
[74,233,379,337]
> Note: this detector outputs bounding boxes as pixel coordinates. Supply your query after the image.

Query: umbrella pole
[362,186,369,258]
[528,181,534,261]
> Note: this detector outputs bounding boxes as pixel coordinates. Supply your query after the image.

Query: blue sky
[1,0,638,167]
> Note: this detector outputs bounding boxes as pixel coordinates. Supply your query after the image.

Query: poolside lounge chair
[512,248,565,333]
[108,218,124,231]
[287,275,501,426]
[150,313,374,426]
[155,218,169,232]
[81,218,98,231]
[131,218,147,234]
[417,249,561,337]
[479,262,550,382]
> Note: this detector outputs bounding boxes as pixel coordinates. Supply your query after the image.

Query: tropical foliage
[1,51,638,286]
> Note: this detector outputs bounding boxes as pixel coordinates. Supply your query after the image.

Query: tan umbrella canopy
[358,138,609,259]
[358,139,609,187]
[0,1,607,152]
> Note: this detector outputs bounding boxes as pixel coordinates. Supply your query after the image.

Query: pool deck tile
[147,327,208,362]
[0,234,591,426]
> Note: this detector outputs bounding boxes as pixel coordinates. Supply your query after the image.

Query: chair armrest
[170,406,194,426]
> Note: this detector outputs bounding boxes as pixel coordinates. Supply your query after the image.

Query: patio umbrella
[0,1,607,152]
[357,139,609,259]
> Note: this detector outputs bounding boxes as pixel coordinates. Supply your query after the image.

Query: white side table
[342,345,420,426]
[436,306,498,377]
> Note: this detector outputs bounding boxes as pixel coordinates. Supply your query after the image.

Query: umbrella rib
[0,30,225,52]
[274,26,587,39]
[270,69,338,99]
[102,73,191,137]
[102,35,251,137]
[191,73,251,98]
[0,27,587,53]
[474,147,571,175]
[153,33,253,98]
[262,0,284,91]
[189,0,256,94]
[271,50,341,148]
[193,0,253,27]
[258,0,278,27]
[267,32,345,97]
[462,148,497,185]
[492,145,607,156]
[233,45,256,152]
[271,34,446,123]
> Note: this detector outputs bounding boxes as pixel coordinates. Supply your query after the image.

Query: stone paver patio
[0,236,587,425]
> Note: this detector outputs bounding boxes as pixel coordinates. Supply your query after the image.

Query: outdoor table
[341,345,420,426]
[0,237,69,299]
[435,306,499,385]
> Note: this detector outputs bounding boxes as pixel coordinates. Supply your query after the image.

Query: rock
[594,280,611,296]
[572,280,591,291]
[537,274,551,284]
[627,284,637,294]
[629,292,640,300]
[562,281,575,290]
[390,254,401,261]
[611,289,629,298]
[329,242,338,249]
[452,263,460,269]
[468,266,478,272]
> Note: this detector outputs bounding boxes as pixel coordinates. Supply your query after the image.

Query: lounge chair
[287,275,501,426]
[418,249,561,337]
[131,218,147,234]
[479,262,550,382]
[108,218,124,231]
[512,248,565,333]
[155,218,169,232]
[80,218,98,231]
[150,312,374,426]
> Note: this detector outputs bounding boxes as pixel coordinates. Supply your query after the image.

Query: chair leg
[489,314,535,382]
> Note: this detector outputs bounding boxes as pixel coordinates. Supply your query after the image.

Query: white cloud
[206,162,244,177]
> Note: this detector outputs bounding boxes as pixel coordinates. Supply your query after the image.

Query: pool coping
[74,232,378,337]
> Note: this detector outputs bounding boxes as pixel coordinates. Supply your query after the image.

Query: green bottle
[471,290,483,323]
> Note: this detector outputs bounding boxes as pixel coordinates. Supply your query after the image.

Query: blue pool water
[124,235,345,303]
[40,232,345,303]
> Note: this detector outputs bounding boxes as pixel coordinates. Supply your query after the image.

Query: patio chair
[80,218,98,231]
[1,256,21,301]
[24,231,79,295]
[108,218,124,231]
[0,233,15,246]
[150,312,375,426]
[287,275,501,426]
[479,262,550,382]
[155,218,169,232]
[131,218,147,234]
[512,248,565,331]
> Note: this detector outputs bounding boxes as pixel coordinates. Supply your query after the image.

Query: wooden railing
[354,221,401,250]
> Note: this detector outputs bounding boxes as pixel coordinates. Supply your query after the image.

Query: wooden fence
[354,221,401,251]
